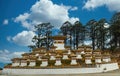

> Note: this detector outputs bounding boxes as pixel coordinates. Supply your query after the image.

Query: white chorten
[51,36,66,50]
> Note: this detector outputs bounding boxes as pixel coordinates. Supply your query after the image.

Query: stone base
[62,55,69,59]
[95,59,102,63]
[29,62,36,67]
[68,50,71,54]
[76,55,82,59]
[2,63,119,74]
[12,63,19,67]
[55,61,62,66]
[71,60,77,65]
[40,62,48,67]
[85,60,92,64]
[103,59,111,62]
[50,56,56,60]
[20,63,27,67]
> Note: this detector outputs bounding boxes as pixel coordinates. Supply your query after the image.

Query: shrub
[27,61,30,66]
[77,59,84,64]
[62,59,71,65]
[48,60,55,66]
[36,60,42,66]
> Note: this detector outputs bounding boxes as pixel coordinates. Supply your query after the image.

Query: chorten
[50,35,66,51]
[11,58,20,67]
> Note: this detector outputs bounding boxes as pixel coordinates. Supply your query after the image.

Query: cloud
[14,13,31,29]
[0,49,25,63]
[70,7,78,11]
[83,0,120,12]
[3,19,8,25]
[6,36,12,42]
[8,31,36,46]
[14,0,79,30]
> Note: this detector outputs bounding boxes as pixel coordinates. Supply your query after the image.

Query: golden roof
[70,53,76,57]
[41,56,49,59]
[84,45,92,48]
[22,53,30,56]
[63,50,68,53]
[20,58,27,60]
[56,54,62,58]
[102,51,111,54]
[85,55,92,57]
[29,53,36,55]
[76,50,82,52]
[55,50,63,54]
[50,35,66,40]
[72,49,78,51]
[28,57,37,60]
[85,50,92,52]
[95,55,101,57]
[64,46,71,48]
[94,49,101,52]
[11,58,20,61]
[103,54,110,57]
[50,46,57,48]
[49,51,56,53]
[39,52,45,54]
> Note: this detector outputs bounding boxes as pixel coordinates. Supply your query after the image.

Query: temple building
[10,35,112,68]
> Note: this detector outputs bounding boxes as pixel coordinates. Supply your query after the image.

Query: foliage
[77,59,84,64]
[85,19,97,50]
[60,21,85,49]
[48,60,55,66]
[110,12,120,50]
[36,60,42,66]
[27,61,30,66]
[72,21,85,49]
[61,59,71,65]
[60,21,72,47]
[85,19,110,50]
[29,12,120,52]
[29,22,54,51]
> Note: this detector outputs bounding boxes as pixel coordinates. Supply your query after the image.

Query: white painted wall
[95,59,101,63]
[98,63,119,72]
[68,50,71,54]
[103,58,110,62]
[29,62,36,67]
[20,63,27,67]
[62,55,69,59]
[55,60,61,66]
[54,44,65,50]
[85,59,92,64]
[12,63,19,67]
[2,63,119,75]
[2,68,101,75]
[38,56,42,60]
[76,55,82,59]
[50,56,56,60]
[40,61,48,67]
[71,60,77,65]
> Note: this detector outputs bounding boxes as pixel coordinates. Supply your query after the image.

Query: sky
[0,0,119,67]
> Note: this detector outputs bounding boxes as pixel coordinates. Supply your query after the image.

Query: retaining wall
[2,63,119,75]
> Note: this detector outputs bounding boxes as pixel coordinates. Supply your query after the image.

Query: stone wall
[2,63,119,75]
[98,63,119,72]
